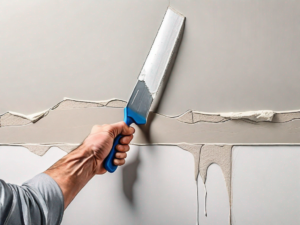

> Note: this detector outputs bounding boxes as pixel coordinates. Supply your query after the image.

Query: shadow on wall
[122,56,174,202]
[122,150,140,204]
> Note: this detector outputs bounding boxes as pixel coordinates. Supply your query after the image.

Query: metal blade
[127,8,185,121]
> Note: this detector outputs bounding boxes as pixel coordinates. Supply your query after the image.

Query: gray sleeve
[0,173,64,225]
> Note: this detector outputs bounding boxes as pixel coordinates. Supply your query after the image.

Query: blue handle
[103,107,147,173]
[103,117,133,173]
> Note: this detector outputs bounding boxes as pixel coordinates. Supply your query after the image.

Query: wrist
[70,143,99,177]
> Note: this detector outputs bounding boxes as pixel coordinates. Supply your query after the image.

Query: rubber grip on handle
[103,116,134,173]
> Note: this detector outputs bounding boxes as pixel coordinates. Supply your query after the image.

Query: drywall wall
[1,0,300,116]
[1,0,300,224]
[0,0,169,115]
[232,146,300,225]
[3,145,300,225]
[168,0,300,114]
[0,145,201,225]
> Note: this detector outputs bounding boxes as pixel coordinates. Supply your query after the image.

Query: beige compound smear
[200,145,232,203]
[54,99,100,110]
[54,98,127,110]
[56,144,79,153]
[0,99,127,127]
[0,112,32,127]
[23,145,51,156]
[104,99,127,108]
[2,98,300,127]
[272,112,300,123]
[177,110,226,124]
[177,143,202,180]
[2,107,300,145]
[7,144,80,156]
[199,145,232,223]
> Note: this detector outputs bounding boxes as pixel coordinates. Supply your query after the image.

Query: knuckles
[92,124,104,131]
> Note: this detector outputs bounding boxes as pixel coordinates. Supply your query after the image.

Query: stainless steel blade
[127,8,185,121]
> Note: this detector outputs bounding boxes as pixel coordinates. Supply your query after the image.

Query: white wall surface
[232,146,300,225]
[2,145,300,224]
[0,145,198,225]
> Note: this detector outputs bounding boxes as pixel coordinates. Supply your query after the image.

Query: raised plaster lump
[220,110,275,122]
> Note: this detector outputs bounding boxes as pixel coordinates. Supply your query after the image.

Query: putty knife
[104,8,185,173]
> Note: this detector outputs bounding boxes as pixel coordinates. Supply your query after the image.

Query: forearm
[44,122,134,210]
[44,142,97,209]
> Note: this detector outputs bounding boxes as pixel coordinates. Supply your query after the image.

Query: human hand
[83,122,135,174]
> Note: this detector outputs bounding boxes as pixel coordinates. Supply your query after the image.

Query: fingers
[116,144,130,152]
[115,152,127,159]
[114,145,129,166]
[89,121,135,168]
[121,125,135,136]
[115,134,132,153]
[120,134,134,145]
[113,158,125,166]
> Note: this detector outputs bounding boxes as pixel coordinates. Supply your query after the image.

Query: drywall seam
[3,98,300,128]
[2,106,300,145]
